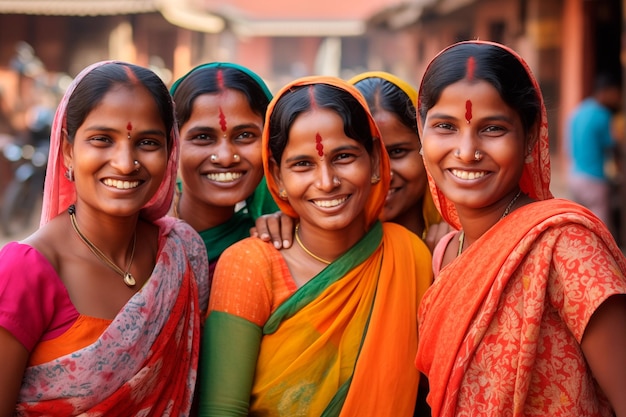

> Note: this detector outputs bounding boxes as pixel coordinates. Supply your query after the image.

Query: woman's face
[420,79,525,214]
[64,84,168,216]
[375,109,427,225]
[178,89,264,209]
[273,108,376,233]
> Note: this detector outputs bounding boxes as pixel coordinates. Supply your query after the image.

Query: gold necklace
[68,205,137,287]
[457,190,522,256]
[294,224,331,265]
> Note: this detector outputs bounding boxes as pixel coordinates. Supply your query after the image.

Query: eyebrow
[84,126,166,137]
[185,123,262,134]
[284,144,363,164]
[427,112,515,124]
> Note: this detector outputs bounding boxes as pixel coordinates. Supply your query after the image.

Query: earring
[233,154,240,162]
[474,150,483,161]
[65,166,74,182]
[210,154,218,163]
[332,176,341,187]
[419,148,424,156]
[134,160,140,172]
[454,149,461,158]
[370,174,380,184]
[279,189,288,199]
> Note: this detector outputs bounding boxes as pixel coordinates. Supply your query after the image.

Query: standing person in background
[415,40,626,417]
[170,63,279,281]
[567,72,622,236]
[199,76,432,416]
[350,71,450,253]
[0,61,208,416]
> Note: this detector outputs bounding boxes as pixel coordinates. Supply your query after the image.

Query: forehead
[190,89,259,118]
[432,79,513,115]
[288,108,344,140]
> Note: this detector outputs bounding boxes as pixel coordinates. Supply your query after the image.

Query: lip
[310,194,351,210]
[204,170,246,184]
[102,178,142,190]
[449,168,489,181]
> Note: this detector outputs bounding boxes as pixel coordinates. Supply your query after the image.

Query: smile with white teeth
[313,196,348,208]
[103,178,140,189]
[451,169,487,180]
[206,172,243,182]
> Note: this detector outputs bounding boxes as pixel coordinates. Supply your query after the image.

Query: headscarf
[262,76,391,228]
[349,71,442,236]
[40,61,179,226]
[417,40,553,230]
[170,61,273,100]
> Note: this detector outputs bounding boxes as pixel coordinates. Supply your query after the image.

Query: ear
[269,157,284,193]
[370,137,382,179]
[525,122,540,156]
[61,128,73,168]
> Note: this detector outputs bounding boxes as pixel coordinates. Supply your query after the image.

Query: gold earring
[370,174,380,184]
[65,166,74,182]
[279,189,288,199]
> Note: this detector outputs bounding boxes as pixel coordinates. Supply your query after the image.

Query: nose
[211,139,239,166]
[110,142,138,174]
[315,163,340,192]
[454,129,480,162]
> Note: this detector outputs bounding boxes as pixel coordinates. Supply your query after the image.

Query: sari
[415,41,626,417]
[14,61,209,415]
[200,76,432,417]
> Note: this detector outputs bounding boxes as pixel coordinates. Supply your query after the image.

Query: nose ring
[454,149,461,158]
[233,154,240,162]
[210,154,218,163]
[134,160,140,171]
[332,175,341,187]
[474,150,483,161]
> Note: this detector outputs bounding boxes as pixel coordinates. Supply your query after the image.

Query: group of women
[0,40,624,417]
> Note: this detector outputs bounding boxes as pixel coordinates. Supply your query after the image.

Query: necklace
[457,189,522,256]
[294,224,331,265]
[68,204,137,287]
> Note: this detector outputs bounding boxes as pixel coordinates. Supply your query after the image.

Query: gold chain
[68,205,137,287]
[294,224,331,265]
[457,190,522,257]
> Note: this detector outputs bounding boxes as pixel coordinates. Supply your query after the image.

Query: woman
[350,71,448,251]
[0,61,208,415]
[199,76,433,416]
[170,62,278,280]
[415,41,626,417]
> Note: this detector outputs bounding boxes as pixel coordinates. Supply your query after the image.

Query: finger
[279,215,295,249]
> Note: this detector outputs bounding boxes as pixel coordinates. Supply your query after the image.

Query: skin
[420,79,529,264]
[270,108,379,285]
[421,78,626,416]
[0,84,169,414]
[178,89,264,231]
[374,109,428,235]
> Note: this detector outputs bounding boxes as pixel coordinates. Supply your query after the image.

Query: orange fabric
[416,199,626,416]
[28,315,111,366]
[262,76,391,228]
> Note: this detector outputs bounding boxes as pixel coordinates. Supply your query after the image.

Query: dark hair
[268,83,374,165]
[419,43,540,136]
[354,77,418,135]
[172,66,271,127]
[594,71,622,92]
[65,62,174,145]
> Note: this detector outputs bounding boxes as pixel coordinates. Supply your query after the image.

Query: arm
[581,294,626,417]
[250,211,295,249]
[0,327,28,417]
[198,312,262,417]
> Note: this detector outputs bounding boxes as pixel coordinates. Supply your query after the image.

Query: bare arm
[581,294,626,417]
[0,327,28,417]
[250,211,295,249]
[423,221,453,254]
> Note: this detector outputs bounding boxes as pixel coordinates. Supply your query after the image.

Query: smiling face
[374,109,427,227]
[63,84,168,216]
[420,79,526,213]
[178,89,264,210]
[272,108,375,233]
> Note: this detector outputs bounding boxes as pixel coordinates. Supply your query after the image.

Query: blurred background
[0,0,624,249]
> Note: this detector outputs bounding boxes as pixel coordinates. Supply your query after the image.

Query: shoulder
[220,236,278,264]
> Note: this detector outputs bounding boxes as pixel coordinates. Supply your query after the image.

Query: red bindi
[315,133,324,158]
[465,100,472,123]
[218,107,227,132]
[127,122,132,138]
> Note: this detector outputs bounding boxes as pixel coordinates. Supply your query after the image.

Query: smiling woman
[0,61,209,416]
[198,76,433,417]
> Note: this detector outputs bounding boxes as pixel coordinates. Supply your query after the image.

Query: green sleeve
[246,177,279,219]
[198,311,262,417]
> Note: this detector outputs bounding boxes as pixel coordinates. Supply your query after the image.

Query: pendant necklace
[457,189,522,256]
[68,204,137,287]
